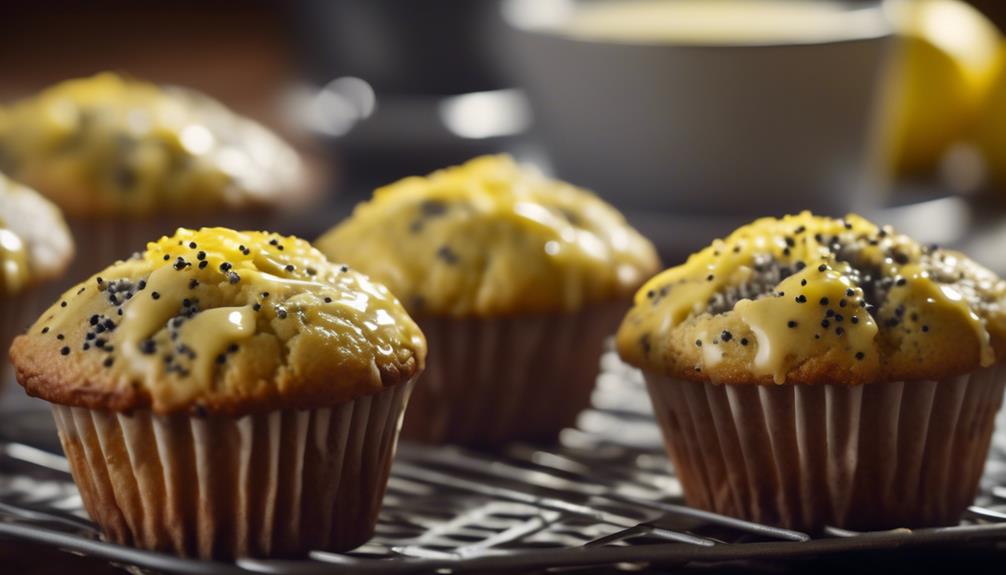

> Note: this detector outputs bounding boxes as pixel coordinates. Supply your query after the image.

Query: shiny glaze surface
[317,155,659,316]
[618,212,1006,383]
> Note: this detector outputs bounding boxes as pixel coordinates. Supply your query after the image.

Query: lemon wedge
[887,0,1002,176]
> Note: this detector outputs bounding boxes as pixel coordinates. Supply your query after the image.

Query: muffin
[0,172,74,389]
[0,72,305,283]
[316,155,659,446]
[617,212,1006,531]
[10,228,426,558]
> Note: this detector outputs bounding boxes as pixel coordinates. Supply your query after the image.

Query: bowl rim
[500,0,896,50]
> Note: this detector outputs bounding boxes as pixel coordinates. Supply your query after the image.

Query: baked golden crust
[0,73,303,218]
[617,212,1006,385]
[13,341,418,416]
[316,155,660,317]
[10,228,426,415]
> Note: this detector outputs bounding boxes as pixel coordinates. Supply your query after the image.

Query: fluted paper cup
[51,379,415,559]
[401,302,624,447]
[645,366,1006,532]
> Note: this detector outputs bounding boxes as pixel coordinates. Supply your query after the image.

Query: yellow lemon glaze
[316,155,660,316]
[0,73,302,217]
[617,212,1006,384]
[0,172,73,295]
[30,228,425,412]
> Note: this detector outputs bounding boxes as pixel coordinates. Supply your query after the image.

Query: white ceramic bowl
[500,0,897,216]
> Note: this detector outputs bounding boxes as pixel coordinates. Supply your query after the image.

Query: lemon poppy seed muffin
[0,172,74,392]
[617,212,1006,531]
[317,155,659,446]
[0,73,306,282]
[11,228,425,558]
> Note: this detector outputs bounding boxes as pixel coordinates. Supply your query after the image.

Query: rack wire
[2,350,1006,573]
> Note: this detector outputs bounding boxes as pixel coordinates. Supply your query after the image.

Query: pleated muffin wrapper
[51,378,415,559]
[645,365,1006,532]
[401,301,626,447]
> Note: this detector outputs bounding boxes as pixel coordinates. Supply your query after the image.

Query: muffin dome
[0,172,74,295]
[617,212,1006,385]
[11,228,426,414]
[316,155,660,316]
[0,73,303,217]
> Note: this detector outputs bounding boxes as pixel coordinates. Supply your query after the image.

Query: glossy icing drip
[734,264,878,383]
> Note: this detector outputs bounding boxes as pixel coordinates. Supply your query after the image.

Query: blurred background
[3,0,1006,265]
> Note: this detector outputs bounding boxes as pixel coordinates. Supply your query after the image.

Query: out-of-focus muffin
[10,228,425,558]
[317,155,659,446]
[618,211,1006,531]
[0,172,74,390]
[0,72,305,282]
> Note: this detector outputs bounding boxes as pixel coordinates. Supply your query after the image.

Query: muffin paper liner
[402,302,625,447]
[645,366,1006,531]
[51,379,414,559]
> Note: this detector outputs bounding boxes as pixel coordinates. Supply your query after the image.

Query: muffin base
[401,302,625,447]
[645,366,1006,532]
[51,380,414,559]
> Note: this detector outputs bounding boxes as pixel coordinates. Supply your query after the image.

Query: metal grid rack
[2,350,1006,573]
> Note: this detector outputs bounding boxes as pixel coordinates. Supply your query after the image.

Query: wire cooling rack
[2,350,1006,573]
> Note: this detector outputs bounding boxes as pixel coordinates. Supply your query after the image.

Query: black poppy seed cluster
[633,217,952,364]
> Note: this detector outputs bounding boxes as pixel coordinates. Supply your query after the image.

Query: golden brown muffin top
[0,172,74,295]
[315,155,660,317]
[11,227,426,415]
[0,73,303,218]
[617,212,1006,385]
